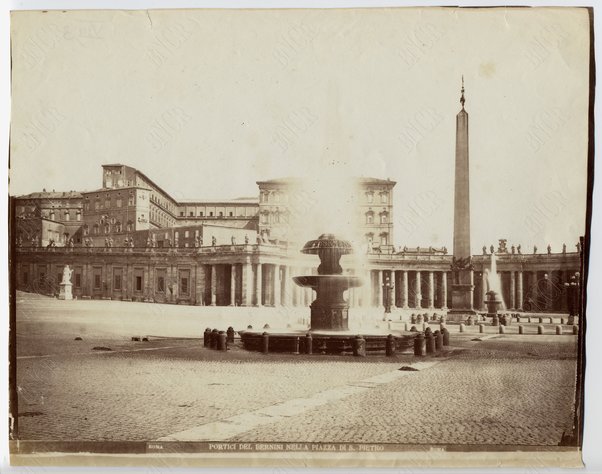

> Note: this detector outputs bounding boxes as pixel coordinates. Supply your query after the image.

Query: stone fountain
[237,234,413,356]
[485,290,502,326]
[292,233,363,331]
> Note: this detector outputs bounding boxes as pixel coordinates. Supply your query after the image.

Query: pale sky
[9,7,591,252]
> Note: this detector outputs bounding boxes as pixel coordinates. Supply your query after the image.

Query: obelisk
[449,77,476,317]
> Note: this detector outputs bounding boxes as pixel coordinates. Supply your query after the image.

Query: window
[114,274,122,290]
[180,212,184,216]
[381,234,388,246]
[380,214,387,224]
[76,211,81,221]
[135,276,143,292]
[229,211,233,217]
[50,211,55,220]
[199,211,204,216]
[180,277,189,295]
[95,200,100,210]
[65,211,70,221]
[219,212,223,217]
[116,198,122,208]
[189,212,193,217]
[366,213,373,224]
[184,231,189,238]
[128,194,135,206]
[23,272,28,285]
[381,193,388,203]
[126,221,133,232]
[367,193,374,203]
[157,276,165,292]
[94,274,101,289]
[209,212,214,217]
[75,273,81,288]
[105,199,111,208]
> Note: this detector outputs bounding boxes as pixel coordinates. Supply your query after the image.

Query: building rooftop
[257,177,397,186]
[16,191,83,199]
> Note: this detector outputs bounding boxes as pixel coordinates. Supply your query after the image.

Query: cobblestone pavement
[16,293,578,445]
[229,336,577,445]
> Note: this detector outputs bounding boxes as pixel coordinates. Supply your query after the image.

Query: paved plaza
[16,292,578,446]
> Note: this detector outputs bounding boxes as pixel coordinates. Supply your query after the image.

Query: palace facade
[13,159,581,314]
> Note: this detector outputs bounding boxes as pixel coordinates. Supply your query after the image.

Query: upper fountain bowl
[300,234,354,255]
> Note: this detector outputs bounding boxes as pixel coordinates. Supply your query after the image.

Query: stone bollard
[556,325,563,335]
[404,322,409,332]
[410,325,417,332]
[211,329,219,349]
[203,328,212,347]
[459,323,465,333]
[527,316,531,323]
[386,334,396,357]
[425,332,435,354]
[217,331,227,351]
[573,325,578,335]
[442,328,450,346]
[518,324,524,335]
[262,332,270,354]
[411,314,417,324]
[499,325,505,334]
[561,317,565,325]
[435,330,443,351]
[305,333,313,354]
[537,325,544,335]
[226,326,235,343]
[293,337,300,355]
[517,316,521,323]
[549,317,553,324]
[414,333,425,356]
[353,335,366,357]
[479,324,484,333]
[538,317,543,324]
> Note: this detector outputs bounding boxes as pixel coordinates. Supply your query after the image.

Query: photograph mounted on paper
[8,6,593,468]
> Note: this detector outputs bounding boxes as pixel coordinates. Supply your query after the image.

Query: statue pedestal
[58,282,73,300]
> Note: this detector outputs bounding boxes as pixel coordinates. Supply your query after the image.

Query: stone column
[428,271,435,308]
[230,264,237,306]
[517,271,523,310]
[375,270,383,308]
[441,271,448,309]
[272,265,282,306]
[255,263,263,306]
[481,271,488,311]
[531,271,539,310]
[509,271,516,309]
[241,260,253,306]
[415,271,422,309]
[282,265,290,306]
[401,270,409,308]
[195,264,205,305]
[210,264,217,306]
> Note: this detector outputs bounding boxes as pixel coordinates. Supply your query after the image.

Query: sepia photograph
[5,4,597,469]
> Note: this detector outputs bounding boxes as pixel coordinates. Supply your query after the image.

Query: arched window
[366,211,374,224]
[380,213,388,224]
[380,233,388,246]
[64,211,70,221]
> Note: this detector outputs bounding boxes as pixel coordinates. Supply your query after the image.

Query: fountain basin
[239,329,414,356]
